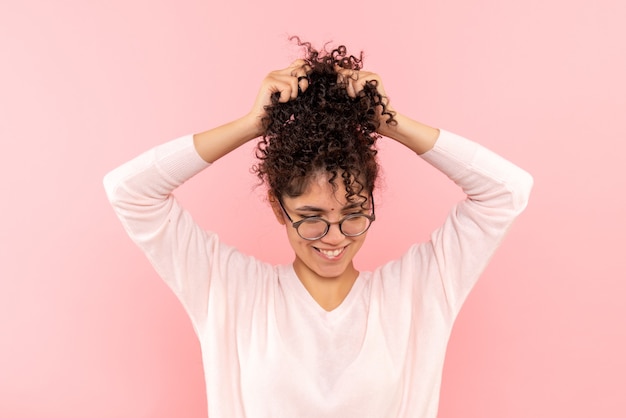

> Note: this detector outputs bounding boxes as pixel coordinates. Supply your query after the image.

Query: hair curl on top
[253,37,396,205]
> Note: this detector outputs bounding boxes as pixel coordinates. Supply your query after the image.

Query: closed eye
[297,214,325,220]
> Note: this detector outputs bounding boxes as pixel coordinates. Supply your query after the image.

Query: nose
[320,221,344,244]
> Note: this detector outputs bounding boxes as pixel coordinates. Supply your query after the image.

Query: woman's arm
[193,60,312,163]
[103,61,313,330]
[333,67,440,154]
[338,67,533,313]
[377,112,440,155]
[417,130,533,313]
[103,134,215,332]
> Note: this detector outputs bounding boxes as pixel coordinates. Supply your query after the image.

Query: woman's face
[272,172,371,284]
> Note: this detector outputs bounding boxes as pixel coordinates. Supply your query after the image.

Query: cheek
[349,235,368,251]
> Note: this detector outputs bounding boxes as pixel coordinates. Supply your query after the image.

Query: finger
[264,74,295,103]
[276,61,309,97]
[296,75,310,94]
[345,79,357,98]
[290,63,312,93]
[276,77,298,102]
[334,64,358,79]
[279,74,300,101]
[284,59,309,77]
[268,61,313,102]
[298,63,313,91]
[288,59,308,70]
[339,74,361,98]
[289,75,301,100]
[335,66,361,95]
[276,84,295,103]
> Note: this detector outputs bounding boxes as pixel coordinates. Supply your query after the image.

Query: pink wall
[1,0,625,416]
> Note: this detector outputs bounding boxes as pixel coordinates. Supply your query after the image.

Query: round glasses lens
[297,219,329,239]
[341,215,371,236]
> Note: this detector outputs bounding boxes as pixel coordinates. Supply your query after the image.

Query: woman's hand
[334,65,439,154]
[334,65,388,100]
[193,61,311,163]
[194,61,438,163]
[334,65,396,134]
[246,59,312,135]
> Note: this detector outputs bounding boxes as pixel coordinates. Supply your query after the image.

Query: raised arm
[103,60,313,330]
[333,66,440,154]
[336,66,533,313]
[193,60,312,163]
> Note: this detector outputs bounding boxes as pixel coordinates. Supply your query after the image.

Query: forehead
[285,171,368,208]
[295,173,345,203]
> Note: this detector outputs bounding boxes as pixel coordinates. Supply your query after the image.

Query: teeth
[319,248,343,258]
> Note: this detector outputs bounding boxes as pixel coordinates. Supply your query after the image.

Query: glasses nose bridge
[320,218,345,240]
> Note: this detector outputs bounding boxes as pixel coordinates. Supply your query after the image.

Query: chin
[312,259,356,280]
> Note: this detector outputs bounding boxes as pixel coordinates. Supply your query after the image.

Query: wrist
[379,113,439,155]
[193,115,263,163]
[241,112,265,139]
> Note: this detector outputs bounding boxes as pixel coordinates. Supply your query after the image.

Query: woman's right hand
[193,61,311,163]
[246,59,312,135]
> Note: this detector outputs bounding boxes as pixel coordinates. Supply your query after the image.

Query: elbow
[102,171,115,203]
[511,169,534,214]
[102,169,124,206]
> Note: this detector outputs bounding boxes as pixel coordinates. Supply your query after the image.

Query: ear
[268,191,286,225]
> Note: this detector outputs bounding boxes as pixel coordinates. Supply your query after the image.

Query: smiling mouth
[315,246,346,259]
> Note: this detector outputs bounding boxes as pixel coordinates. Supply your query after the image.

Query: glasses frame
[277,194,376,241]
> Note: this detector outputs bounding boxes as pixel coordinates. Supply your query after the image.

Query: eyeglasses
[277,195,376,241]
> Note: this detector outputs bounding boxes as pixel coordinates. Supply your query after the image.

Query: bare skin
[270,172,370,311]
[193,60,440,310]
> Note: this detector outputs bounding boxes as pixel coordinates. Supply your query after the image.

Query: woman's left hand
[335,65,439,153]
[334,65,387,99]
[334,65,395,130]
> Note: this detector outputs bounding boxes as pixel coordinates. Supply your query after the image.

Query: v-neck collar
[278,264,366,321]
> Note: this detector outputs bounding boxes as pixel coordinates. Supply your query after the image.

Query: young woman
[104,42,533,418]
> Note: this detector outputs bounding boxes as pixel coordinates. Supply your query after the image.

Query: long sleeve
[415,129,534,315]
[102,129,533,418]
[103,135,219,332]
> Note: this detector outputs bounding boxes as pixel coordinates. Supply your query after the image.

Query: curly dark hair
[253,38,396,205]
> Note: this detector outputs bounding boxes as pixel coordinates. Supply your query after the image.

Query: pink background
[1,0,625,416]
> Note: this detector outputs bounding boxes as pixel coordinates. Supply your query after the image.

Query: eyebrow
[294,200,367,213]
[293,205,325,213]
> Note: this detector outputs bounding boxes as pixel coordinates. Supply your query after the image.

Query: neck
[293,260,359,312]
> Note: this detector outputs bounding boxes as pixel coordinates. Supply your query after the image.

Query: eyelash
[300,212,363,219]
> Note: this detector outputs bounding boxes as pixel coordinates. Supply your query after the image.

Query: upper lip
[315,245,347,251]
